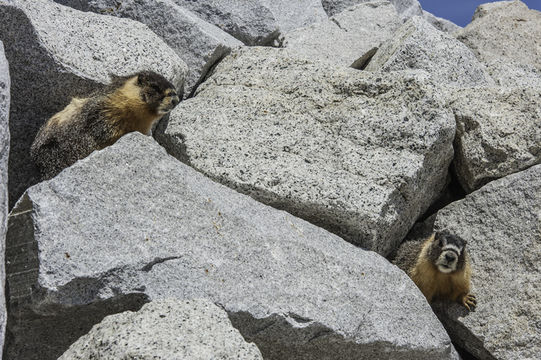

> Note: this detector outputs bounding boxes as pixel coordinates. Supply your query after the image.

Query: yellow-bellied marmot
[393,230,477,310]
[30,70,180,180]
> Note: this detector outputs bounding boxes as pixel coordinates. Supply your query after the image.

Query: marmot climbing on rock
[393,230,477,310]
[31,70,180,179]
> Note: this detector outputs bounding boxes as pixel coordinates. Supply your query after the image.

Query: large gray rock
[365,16,493,88]
[485,59,541,88]
[156,47,455,255]
[55,0,242,96]
[174,0,327,41]
[321,0,367,16]
[259,0,328,33]
[172,0,279,45]
[390,0,423,18]
[451,87,541,192]
[470,0,515,20]
[5,133,459,360]
[58,299,263,360]
[322,0,422,18]
[0,40,10,360]
[281,1,401,66]
[422,11,461,33]
[321,0,460,34]
[0,0,187,209]
[431,165,541,360]
[455,1,541,71]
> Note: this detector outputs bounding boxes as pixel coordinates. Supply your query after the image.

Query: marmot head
[427,230,467,274]
[110,71,181,115]
[135,71,180,115]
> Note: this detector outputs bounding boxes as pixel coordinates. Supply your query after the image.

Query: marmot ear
[437,229,451,237]
[136,71,150,86]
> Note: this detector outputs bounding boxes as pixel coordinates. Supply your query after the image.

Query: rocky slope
[281,1,402,66]
[156,47,455,256]
[0,0,539,359]
[6,133,457,360]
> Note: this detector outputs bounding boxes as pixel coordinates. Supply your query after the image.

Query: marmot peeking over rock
[393,230,477,310]
[31,70,180,180]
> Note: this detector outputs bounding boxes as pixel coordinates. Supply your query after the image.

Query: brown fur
[395,233,476,310]
[101,77,162,145]
[410,234,472,302]
[31,71,179,180]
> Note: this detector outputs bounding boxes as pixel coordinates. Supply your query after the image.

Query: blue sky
[418,0,541,26]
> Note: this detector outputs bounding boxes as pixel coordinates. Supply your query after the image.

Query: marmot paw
[462,294,477,311]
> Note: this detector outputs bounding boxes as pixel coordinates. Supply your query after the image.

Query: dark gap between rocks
[5,293,149,360]
[153,118,191,165]
[249,29,281,47]
[227,310,441,359]
[433,305,498,360]
[227,311,341,359]
[350,47,378,70]
[453,341,481,360]
[187,51,230,99]
[418,164,466,222]
[2,271,13,358]
[141,256,182,272]
[226,310,335,358]
[330,18,346,32]
[386,213,435,264]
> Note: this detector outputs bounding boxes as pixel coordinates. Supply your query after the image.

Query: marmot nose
[171,96,180,107]
[445,253,456,262]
